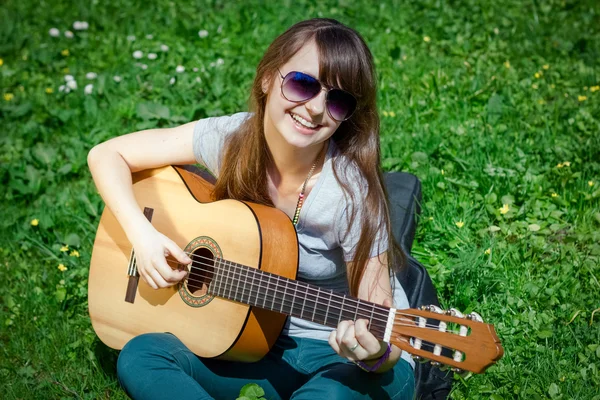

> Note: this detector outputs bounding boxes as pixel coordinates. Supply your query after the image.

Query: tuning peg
[420,305,431,311]
[430,361,441,367]
[446,308,464,318]
[411,355,423,361]
[468,311,484,322]
[429,305,444,314]
[451,367,463,374]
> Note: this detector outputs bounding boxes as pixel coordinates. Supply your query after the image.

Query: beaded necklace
[292,144,326,226]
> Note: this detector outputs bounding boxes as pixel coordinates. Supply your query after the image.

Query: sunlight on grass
[1,0,599,398]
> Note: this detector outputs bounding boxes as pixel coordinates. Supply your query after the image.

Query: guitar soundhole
[186,247,214,296]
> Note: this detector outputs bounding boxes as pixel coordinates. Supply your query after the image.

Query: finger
[164,240,192,265]
[354,319,381,355]
[340,323,360,359]
[328,330,341,354]
[139,266,158,290]
[149,267,171,289]
[153,256,186,285]
[382,298,393,308]
[335,320,354,344]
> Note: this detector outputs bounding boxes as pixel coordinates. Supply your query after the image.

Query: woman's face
[263,40,343,151]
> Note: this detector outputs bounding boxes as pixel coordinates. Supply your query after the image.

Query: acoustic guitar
[88,165,503,374]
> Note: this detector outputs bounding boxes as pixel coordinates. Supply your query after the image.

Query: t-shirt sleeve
[192,112,250,175]
[336,167,389,262]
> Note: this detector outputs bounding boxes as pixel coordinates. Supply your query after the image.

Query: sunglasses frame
[277,69,357,122]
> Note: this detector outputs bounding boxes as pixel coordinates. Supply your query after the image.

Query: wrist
[353,342,392,372]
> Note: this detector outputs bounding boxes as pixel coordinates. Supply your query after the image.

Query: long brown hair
[212,18,404,297]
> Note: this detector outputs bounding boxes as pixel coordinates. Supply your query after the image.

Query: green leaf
[238,383,265,399]
[55,287,66,302]
[538,330,553,339]
[65,233,81,247]
[411,151,428,164]
[528,224,541,232]
[136,102,171,120]
[548,383,560,398]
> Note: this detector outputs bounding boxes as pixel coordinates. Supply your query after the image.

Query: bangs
[315,27,372,104]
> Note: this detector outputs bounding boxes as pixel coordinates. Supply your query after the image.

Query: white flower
[217,25,222,34]
[193,67,199,72]
[216,58,224,66]
[64,30,74,39]
[66,80,77,90]
[64,75,75,82]
[73,21,89,30]
[146,34,153,39]
[198,30,208,38]
[133,50,143,59]
[59,85,66,92]
[176,65,185,73]
[169,77,176,85]
[86,72,97,80]
[195,77,201,83]
[147,53,157,60]
[127,35,136,42]
[160,44,169,52]
[139,63,148,70]
[113,75,122,83]
[65,87,71,93]
[84,84,93,94]
[49,28,60,37]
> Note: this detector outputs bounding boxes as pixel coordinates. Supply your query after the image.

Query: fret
[262,273,269,309]
[227,261,235,300]
[291,281,298,317]
[248,266,255,306]
[369,302,375,328]
[271,276,279,311]
[256,269,263,307]
[241,264,249,304]
[324,292,331,326]
[280,279,287,313]
[354,299,360,321]
[311,287,320,322]
[300,282,308,320]
[338,296,345,325]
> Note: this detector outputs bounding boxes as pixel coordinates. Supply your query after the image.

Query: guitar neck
[207,258,392,340]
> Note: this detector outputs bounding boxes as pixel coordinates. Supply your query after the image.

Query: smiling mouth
[289,112,321,129]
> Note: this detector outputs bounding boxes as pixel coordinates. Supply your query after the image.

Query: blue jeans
[117,332,414,400]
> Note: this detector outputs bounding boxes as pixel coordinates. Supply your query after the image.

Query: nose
[305,88,327,117]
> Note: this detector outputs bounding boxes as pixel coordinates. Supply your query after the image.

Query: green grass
[1,0,599,398]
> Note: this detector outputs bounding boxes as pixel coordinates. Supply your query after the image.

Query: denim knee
[117,333,176,385]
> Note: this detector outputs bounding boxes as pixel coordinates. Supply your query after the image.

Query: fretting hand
[328,298,392,361]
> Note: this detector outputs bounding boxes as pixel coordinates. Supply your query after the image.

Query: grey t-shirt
[193,112,413,367]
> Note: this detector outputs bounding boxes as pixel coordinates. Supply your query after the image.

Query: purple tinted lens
[283,72,321,102]
[327,89,356,121]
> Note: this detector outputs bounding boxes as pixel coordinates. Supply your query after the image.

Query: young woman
[88,18,415,399]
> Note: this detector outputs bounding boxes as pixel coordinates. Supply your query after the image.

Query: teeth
[291,113,318,129]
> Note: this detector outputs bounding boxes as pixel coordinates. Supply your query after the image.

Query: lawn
[1,0,599,398]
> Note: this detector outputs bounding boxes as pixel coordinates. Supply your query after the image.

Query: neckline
[294,140,335,232]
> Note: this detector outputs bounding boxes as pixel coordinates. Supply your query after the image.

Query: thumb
[165,240,192,265]
[383,298,393,308]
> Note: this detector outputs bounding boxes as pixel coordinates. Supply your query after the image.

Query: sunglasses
[277,69,357,121]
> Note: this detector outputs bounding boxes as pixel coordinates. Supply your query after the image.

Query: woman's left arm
[328,252,403,373]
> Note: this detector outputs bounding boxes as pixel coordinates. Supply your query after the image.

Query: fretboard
[207,258,391,340]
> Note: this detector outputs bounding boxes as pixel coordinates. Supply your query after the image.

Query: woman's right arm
[87,121,199,289]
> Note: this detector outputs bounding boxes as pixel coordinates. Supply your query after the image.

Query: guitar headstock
[390,305,504,374]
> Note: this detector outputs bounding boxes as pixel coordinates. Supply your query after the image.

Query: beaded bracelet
[353,343,392,372]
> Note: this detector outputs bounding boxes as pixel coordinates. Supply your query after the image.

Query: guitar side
[88,166,299,361]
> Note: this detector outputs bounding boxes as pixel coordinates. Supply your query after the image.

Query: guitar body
[88,165,299,362]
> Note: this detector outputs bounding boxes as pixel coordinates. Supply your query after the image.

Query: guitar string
[157,255,470,334]
[172,255,447,330]
[181,253,472,330]
[197,270,467,337]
